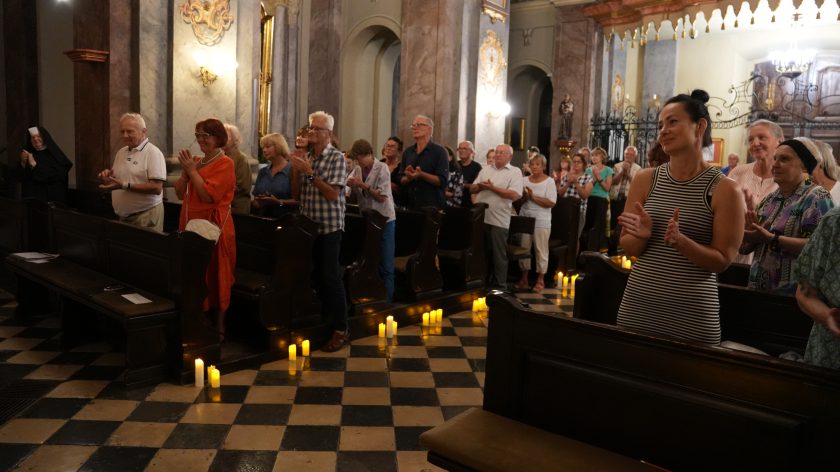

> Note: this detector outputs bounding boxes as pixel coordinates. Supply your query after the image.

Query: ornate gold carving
[482,0,508,23]
[258,7,275,136]
[479,30,507,93]
[179,0,234,46]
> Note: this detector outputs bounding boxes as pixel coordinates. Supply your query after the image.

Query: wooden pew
[0,197,49,255]
[227,211,321,352]
[573,251,811,355]
[5,204,216,387]
[718,262,750,286]
[422,293,840,471]
[341,208,387,312]
[546,196,581,279]
[393,207,443,301]
[438,203,486,291]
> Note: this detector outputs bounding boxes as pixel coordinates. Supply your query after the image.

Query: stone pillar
[642,40,677,111]
[3,0,40,173]
[139,0,171,153]
[69,0,136,190]
[307,0,341,124]
[399,0,467,148]
[234,1,260,155]
[271,3,301,141]
[472,11,510,162]
[551,6,601,155]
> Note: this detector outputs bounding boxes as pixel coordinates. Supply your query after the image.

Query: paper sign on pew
[12,252,59,263]
[122,293,153,304]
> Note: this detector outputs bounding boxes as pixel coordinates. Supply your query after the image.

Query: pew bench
[429,293,839,470]
[5,205,216,387]
[420,408,653,472]
[341,207,387,311]
[394,207,443,301]
[438,204,486,291]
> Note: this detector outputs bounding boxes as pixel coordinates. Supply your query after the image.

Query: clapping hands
[617,202,653,240]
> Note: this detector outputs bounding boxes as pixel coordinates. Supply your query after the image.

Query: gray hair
[529,153,547,169]
[309,110,335,131]
[224,123,242,146]
[728,152,740,163]
[120,112,146,130]
[624,145,638,154]
[749,119,784,141]
[415,114,434,129]
[459,140,474,151]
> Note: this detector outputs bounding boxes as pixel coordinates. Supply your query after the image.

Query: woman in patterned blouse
[740,137,834,293]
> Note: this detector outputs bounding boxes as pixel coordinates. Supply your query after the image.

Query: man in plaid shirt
[291,111,349,352]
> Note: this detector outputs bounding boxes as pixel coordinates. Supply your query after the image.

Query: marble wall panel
[171,2,238,153]
[108,0,135,161]
[457,0,481,146]
[474,16,510,160]
[139,0,171,153]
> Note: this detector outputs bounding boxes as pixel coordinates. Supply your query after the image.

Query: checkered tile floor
[0,290,570,471]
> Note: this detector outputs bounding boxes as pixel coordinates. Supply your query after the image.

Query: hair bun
[690,89,710,104]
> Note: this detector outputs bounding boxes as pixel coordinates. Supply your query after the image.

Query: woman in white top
[346,139,397,303]
[515,154,558,292]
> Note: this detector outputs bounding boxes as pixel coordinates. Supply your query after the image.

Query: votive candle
[302,339,310,357]
[289,344,297,362]
[386,316,394,338]
[422,312,429,326]
[209,368,221,388]
[392,321,398,337]
[194,358,204,388]
[378,322,386,337]
[563,276,569,289]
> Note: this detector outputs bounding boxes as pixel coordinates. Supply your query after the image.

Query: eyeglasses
[410,122,430,129]
[457,147,471,151]
[194,132,211,140]
[307,125,329,133]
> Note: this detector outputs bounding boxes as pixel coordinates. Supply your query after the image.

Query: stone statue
[558,94,574,139]
[612,74,624,112]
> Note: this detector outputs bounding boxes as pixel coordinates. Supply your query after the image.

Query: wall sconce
[488,101,512,119]
[193,50,238,88]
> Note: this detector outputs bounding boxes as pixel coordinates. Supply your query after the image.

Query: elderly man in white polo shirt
[471,144,524,289]
[97,113,167,232]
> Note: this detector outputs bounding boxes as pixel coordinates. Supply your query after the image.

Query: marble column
[472,11,510,161]
[70,0,137,190]
[139,0,172,153]
[551,6,602,156]
[270,4,301,141]
[399,0,468,148]
[234,1,260,155]
[3,0,40,173]
[307,0,341,123]
[642,40,677,111]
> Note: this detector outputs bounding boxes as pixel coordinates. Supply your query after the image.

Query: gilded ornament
[179,0,235,46]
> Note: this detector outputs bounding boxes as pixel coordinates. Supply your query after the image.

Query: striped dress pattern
[617,164,724,345]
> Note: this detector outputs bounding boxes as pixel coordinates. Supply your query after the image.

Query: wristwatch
[305,174,315,182]
[769,233,780,251]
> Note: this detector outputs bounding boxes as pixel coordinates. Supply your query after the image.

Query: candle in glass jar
[194,358,204,388]
[302,339,310,357]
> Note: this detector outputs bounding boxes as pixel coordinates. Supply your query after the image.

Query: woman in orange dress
[175,118,236,342]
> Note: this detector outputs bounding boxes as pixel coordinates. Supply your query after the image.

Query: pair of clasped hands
[19,150,37,168]
[402,165,425,182]
[618,202,682,247]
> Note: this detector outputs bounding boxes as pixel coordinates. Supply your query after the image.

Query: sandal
[514,280,531,291]
[532,281,545,293]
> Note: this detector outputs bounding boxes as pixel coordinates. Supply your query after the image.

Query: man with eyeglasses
[457,141,482,208]
[96,113,167,232]
[398,115,449,209]
[472,144,524,290]
[291,110,349,352]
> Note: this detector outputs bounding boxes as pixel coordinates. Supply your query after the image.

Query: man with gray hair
[96,112,167,232]
[291,110,349,352]
[457,140,482,208]
[398,114,449,208]
[472,144,523,289]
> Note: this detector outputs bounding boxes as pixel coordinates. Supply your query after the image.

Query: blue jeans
[380,220,396,303]
[313,230,348,332]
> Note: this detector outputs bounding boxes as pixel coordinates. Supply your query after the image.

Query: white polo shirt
[110,138,167,217]
[474,162,524,229]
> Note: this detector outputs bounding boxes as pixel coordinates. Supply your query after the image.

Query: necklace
[200,149,223,165]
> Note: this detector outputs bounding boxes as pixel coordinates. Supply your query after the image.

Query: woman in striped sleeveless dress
[616,90,745,345]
